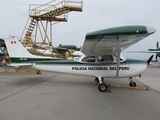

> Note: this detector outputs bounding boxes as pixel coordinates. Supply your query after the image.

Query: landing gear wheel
[129,81,136,87]
[98,83,107,92]
[36,70,41,74]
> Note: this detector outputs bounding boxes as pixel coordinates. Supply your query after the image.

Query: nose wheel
[129,81,136,87]
[128,77,136,87]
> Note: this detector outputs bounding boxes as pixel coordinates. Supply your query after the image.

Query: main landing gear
[95,77,137,92]
[128,77,136,87]
[95,77,107,92]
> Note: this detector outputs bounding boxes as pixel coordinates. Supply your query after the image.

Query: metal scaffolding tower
[21,0,83,57]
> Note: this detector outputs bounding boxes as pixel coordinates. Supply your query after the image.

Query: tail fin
[4,38,33,58]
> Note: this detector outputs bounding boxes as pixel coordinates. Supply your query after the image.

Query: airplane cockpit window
[82,56,95,62]
[98,55,113,62]
[81,55,115,63]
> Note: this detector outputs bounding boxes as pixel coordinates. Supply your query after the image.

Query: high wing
[81,25,156,56]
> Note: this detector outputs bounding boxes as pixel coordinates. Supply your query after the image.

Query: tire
[133,82,136,87]
[98,83,107,92]
[129,82,136,87]
[36,70,41,74]
[129,82,132,87]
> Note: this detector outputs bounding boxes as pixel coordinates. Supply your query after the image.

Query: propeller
[156,54,158,60]
[157,41,159,48]
[156,41,159,61]
[147,55,154,65]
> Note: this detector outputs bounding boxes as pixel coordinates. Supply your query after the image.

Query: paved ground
[0,63,160,120]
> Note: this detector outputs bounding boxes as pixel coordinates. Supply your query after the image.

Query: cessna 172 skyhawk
[3,25,156,92]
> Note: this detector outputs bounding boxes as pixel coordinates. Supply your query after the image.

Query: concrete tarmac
[0,63,160,120]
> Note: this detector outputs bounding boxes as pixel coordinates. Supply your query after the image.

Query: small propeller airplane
[3,25,156,92]
[148,41,160,60]
[124,41,160,61]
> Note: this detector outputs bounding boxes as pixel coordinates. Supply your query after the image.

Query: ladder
[21,0,83,58]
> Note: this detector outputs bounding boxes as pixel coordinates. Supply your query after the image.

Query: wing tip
[146,26,156,34]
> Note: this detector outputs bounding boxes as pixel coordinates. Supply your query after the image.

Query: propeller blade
[156,54,158,60]
[157,41,159,48]
[147,55,154,65]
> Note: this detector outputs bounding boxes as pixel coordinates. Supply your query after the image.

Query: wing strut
[116,35,121,77]
[116,52,120,77]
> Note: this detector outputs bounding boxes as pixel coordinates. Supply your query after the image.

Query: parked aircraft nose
[146,26,157,34]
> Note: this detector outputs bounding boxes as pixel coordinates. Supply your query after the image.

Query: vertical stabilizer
[4,38,33,58]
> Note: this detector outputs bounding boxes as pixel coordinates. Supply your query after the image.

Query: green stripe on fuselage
[10,58,78,65]
[125,59,146,64]
[10,57,146,66]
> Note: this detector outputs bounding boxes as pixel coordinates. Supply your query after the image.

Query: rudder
[4,38,33,58]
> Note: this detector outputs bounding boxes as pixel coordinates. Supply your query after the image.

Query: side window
[82,56,95,62]
[98,55,113,62]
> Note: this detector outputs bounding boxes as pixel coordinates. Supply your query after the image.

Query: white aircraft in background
[3,25,156,92]
[124,41,160,61]
[148,41,160,61]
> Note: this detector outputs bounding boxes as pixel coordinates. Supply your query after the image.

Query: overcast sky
[1,0,160,59]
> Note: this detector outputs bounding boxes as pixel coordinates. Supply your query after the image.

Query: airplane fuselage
[35,62,146,78]
[10,57,147,78]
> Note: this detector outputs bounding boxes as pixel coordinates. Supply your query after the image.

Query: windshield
[114,54,126,61]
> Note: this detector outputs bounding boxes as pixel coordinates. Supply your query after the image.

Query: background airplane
[148,41,160,60]
[124,41,160,61]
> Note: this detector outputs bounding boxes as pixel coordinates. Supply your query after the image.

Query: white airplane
[124,41,160,61]
[3,25,156,92]
[148,41,160,61]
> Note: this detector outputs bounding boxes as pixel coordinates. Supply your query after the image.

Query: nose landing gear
[128,77,136,87]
